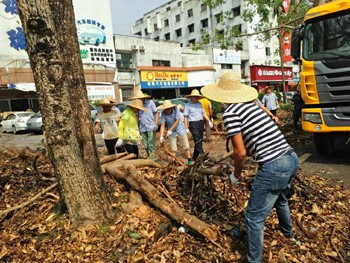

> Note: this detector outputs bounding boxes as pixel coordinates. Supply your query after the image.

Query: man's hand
[208,121,213,128]
[115,139,123,147]
[160,136,164,144]
[153,125,158,132]
[166,130,172,137]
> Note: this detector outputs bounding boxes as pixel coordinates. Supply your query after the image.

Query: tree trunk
[17,0,115,225]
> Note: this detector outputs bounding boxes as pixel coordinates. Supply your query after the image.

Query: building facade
[131,0,298,91]
[0,0,116,112]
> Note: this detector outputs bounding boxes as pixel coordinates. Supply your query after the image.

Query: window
[144,28,148,35]
[154,23,158,31]
[152,60,171,67]
[116,53,132,70]
[215,13,223,23]
[135,31,142,36]
[221,64,233,69]
[188,23,194,33]
[232,6,241,17]
[164,33,170,40]
[164,19,169,27]
[188,39,196,46]
[266,47,271,56]
[175,14,180,22]
[166,6,171,11]
[200,4,207,12]
[201,18,208,29]
[188,9,193,17]
[175,28,182,37]
[177,1,181,6]
[154,37,160,41]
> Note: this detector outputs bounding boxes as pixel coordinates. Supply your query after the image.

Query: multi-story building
[131,0,298,92]
[0,0,116,112]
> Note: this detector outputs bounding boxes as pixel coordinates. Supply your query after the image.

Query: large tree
[17,0,116,224]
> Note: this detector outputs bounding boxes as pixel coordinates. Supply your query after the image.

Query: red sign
[250,65,293,82]
[283,0,290,13]
[282,31,292,62]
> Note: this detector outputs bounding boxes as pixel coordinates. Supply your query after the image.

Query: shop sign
[213,48,241,65]
[250,66,293,81]
[86,85,115,100]
[140,71,188,89]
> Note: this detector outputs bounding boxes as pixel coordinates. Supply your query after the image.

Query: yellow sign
[141,71,188,89]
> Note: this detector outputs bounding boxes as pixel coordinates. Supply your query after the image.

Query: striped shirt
[223,102,291,164]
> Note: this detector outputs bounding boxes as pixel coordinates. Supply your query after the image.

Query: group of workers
[94,71,299,263]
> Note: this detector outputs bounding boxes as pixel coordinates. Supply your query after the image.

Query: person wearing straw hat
[183,89,213,161]
[115,99,149,158]
[129,90,159,160]
[94,98,124,155]
[201,71,299,263]
[157,100,192,165]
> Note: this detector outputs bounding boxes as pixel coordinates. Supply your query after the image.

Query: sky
[110,0,169,35]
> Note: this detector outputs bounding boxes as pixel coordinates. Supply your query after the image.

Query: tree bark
[17,0,115,225]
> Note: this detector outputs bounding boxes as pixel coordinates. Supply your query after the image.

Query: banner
[283,0,291,13]
[140,71,188,89]
[282,31,292,62]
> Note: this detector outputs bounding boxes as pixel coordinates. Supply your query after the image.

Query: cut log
[99,152,128,165]
[177,166,222,175]
[102,158,162,174]
[106,164,218,242]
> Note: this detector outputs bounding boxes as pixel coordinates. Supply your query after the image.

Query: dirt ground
[0,109,349,262]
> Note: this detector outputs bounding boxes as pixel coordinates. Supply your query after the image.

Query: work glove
[166,130,172,137]
[210,118,214,123]
[186,128,190,134]
[208,121,213,129]
[153,125,158,132]
[228,163,239,185]
[160,136,164,144]
[277,104,280,109]
[115,138,123,147]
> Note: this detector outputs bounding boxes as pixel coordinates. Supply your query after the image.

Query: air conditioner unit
[131,44,138,50]
[139,45,145,52]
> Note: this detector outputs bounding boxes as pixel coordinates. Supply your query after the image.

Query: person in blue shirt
[129,90,158,160]
[262,86,280,117]
[158,100,192,165]
[183,89,213,161]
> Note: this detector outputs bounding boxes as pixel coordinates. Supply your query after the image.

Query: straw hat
[129,90,151,100]
[96,98,117,106]
[185,89,204,99]
[128,99,149,112]
[201,71,258,103]
[157,100,175,110]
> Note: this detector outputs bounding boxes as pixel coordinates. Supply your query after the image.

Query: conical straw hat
[96,98,117,106]
[128,99,149,112]
[201,71,258,103]
[185,89,204,99]
[157,100,175,110]
[129,90,151,100]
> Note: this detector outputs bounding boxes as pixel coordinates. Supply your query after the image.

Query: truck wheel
[314,133,334,155]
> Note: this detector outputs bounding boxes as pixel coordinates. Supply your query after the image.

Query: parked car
[170,97,188,108]
[0,112,35,134]
[26,112,43,133]
[90,104,98,121]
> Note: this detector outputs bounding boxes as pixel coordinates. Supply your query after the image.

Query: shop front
[138,66,215,99]
[250,65,293,93]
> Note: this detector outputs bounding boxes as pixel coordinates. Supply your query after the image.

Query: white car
[0,112,35,134]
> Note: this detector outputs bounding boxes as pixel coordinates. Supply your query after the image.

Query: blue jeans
[245,151,299,263]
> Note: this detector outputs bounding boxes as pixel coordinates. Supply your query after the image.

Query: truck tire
[314,133,334,155]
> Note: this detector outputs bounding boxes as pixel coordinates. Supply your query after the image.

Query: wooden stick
[330,224,344,263]
[216,151,234,163]
[106,164,218,242]
[102,158,162,174]
[99,152,128,165]
[0,182,58,220]
[177,166,222,175]
[163,148,185,166]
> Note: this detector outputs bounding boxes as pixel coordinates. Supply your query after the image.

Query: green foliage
[281,103,294,111]
[258,92,264,101]
[202,0,226,8]
[211,100,223,118]
[274,91,282,102]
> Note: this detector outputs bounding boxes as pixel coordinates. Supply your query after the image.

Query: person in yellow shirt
[199,97,213,142]
[115,99,149,158]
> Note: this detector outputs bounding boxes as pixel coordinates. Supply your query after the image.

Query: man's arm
[169,118,179,132]
[184,116,189,129]
[230,133,246,178]
[154,111,159,126]
[94,122,100,133]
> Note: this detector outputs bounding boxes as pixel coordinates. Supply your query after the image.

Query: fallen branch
[0,182,58,220]
[330,224,344,263]
[102,158,162,174]
[177,166,222,175]
[32,155,57,182]
[216,151,234,163]
[106,164,218,242]
[163,148,185,166]
[99,152,128,165]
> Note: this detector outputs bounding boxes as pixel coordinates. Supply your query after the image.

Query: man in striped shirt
[201,71,299,263]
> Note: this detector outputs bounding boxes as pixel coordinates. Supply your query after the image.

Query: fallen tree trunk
[102,158,162,174]
[106,164,218,242]
[99,152,128,165]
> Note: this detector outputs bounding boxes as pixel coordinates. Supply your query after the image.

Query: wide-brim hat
[185,89,204,99]
[157,100,175,110]
[96,98,117,106]
[201,71,258,104]
[128,99,149,112]
[129,90,151,100]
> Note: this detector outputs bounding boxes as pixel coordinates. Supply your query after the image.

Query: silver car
[0,112,35,134]
[26,112,43,133]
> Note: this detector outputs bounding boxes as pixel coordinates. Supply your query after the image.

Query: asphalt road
[1,131,349,186]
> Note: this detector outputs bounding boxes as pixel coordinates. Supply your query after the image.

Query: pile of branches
[0,146,349,262]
